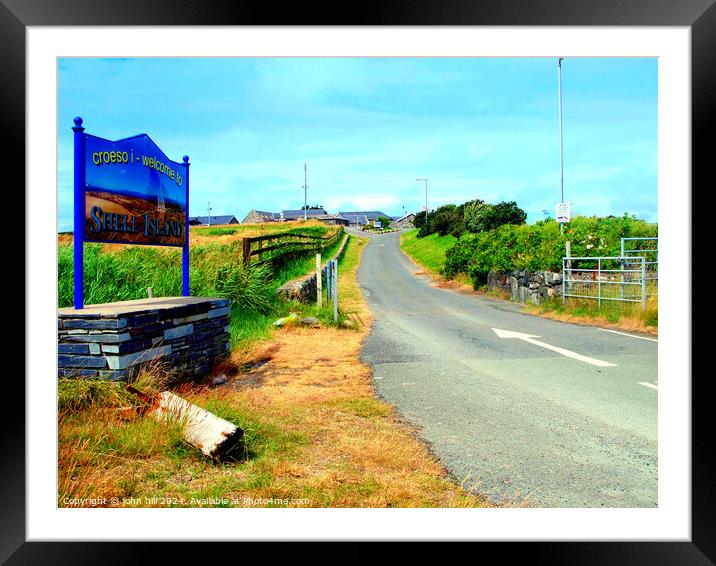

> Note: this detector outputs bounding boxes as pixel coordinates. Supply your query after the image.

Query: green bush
[417,198,526,239]
[376,216,392,228]
[443,214,657,284]
[464,200,526,233]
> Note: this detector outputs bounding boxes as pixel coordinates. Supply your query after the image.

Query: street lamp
[557,57,565,232]
[416,177,428,219]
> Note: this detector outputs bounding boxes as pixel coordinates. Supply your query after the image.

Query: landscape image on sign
[85,133,187,246]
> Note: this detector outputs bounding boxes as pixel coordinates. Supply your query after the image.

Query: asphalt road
[354,229,658,507]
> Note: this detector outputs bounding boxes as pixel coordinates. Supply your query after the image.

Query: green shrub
[442,214,657,285]
[464,200,527,234]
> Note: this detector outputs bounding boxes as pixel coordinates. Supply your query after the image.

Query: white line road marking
[638,382,658,390]
[492,328,618,367]
[599,328,658,342]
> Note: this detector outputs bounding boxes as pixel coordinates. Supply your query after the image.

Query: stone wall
[277,234,350,302]
[58,297,231,382]
[486,270,563,305]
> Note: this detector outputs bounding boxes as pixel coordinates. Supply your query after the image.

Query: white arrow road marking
[491,328,618,367]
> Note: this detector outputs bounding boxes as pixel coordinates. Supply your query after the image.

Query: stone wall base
[58,296,231,382]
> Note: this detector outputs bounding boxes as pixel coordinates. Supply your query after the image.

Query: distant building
[318,214,350,226]
[189,215,239,226]
[281,208,328,221]
[242,210,283,224]
[339,211,391,226]
[392,212,416,229]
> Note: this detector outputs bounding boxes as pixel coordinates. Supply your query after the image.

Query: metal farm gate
[621,237,658,297]
[563,255,647,309]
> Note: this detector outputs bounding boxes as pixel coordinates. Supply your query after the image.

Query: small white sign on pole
[556,202,571,223]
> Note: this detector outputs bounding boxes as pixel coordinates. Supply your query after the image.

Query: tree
[430,204,464,237]
[465,200,526,233]
[414,210,428,231]
[464,201,491,233]
[376,216,392,228]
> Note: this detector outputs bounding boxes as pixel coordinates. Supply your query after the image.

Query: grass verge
[58,235,498,508]
[399,229,458,274]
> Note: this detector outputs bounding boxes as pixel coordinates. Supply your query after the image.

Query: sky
[57,57,657,230]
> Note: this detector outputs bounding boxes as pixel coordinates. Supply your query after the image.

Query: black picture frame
[7,0,709,562]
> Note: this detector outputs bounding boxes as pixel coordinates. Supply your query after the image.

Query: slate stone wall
[58,297,231,382]
[487,270,563,305]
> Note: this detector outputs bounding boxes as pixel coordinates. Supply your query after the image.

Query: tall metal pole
[416,177,428,219]
[304,162,308,221]
[207,201,212,226]
[557,57,564,233]
[182,155,191,296]
[72,116,86,310]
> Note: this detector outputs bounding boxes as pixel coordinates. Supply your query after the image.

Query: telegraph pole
[207,201,212,226]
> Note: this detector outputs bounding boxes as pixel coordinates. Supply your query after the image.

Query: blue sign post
[72,117,190,309]
[182,154,190,297]
[72,117,86,310]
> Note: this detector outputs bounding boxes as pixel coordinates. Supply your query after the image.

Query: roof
[318,214,350,221]
[251,210,283,220]
[281,209,328,219]
[338,211,391,223]
[393,212,416,222]
[189,215,238,225]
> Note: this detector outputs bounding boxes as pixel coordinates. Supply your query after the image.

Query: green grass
[197,226,244,236]
[400,229,457,273]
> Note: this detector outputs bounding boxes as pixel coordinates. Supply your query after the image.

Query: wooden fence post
[242,238,251,266]
[333,259,338,323]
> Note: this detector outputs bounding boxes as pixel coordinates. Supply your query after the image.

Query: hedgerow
[442,214,657,284]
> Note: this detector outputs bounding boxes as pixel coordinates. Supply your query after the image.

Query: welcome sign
[72,117,191,308]
[84,133,189,246]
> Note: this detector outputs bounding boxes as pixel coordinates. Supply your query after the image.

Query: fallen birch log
[148,391,244,460]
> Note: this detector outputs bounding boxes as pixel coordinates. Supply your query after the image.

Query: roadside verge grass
[400,229,457,274]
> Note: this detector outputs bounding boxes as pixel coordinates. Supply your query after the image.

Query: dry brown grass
[58,235,495,508]
[58,220,338,252]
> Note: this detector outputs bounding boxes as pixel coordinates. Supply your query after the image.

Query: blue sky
[57,57,657,229]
